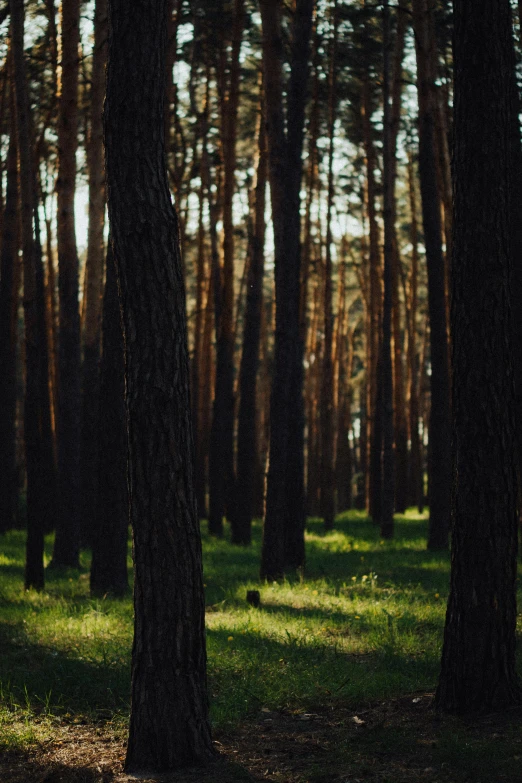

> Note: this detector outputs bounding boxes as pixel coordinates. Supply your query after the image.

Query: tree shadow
[0,750,263,783]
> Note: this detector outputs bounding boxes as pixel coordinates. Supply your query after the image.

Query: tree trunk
[105,0,213,769]
[320,0,338,532]
[390,0,408,514]
[436,0,522,712]
[52,0,82,568]
[380,0,394,538]
[231,90,267,545]
[11,0,57,589]
[80,0,107,547]
[90,244,128,598]
[406,150,423,511]
[361,78,382,524]
[0,98,20,535]
[208,0,244,536]
[412,0,451,549]
[260,0,313,580]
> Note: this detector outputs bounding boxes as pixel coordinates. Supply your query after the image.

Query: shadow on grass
[0,620,130,719]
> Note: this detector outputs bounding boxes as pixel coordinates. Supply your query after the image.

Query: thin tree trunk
[380,0,394,538]
[192,72,210,519]
[362,78,382,524]
[320,0,338,532]
[412,0,451,549]
[406,150,423,511]
[436,0,522,712]
[52,0,82,568]
[80,0,108,546]
[390,0,408,513]
[231,88,267,544]
[208,0,245,536]
[260,0,313,580]
[105,0,214,769]
[11,0,57,589]
[0,97,20,534]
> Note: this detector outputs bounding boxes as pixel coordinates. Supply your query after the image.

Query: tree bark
[105,0,213,769]
[320,0,338,532]
[208,0,244,537]
[412,0,451,549]
[260,0,314,580]
[52,0,82,568]
[0,94,20,535]
[436,0,522,713]
[80,0,108,547]
[11,0,57,589]
[231,88,267,545]
[90,244,128,598]
[380,0,394,538]
[390,0,408,514]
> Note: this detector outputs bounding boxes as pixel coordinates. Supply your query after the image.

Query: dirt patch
[2,694,522,783]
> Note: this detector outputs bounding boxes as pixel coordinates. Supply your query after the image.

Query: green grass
[0,508,520,763]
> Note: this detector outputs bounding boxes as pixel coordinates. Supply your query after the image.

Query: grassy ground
[1,510,522,782]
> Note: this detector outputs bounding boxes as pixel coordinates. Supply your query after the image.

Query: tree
[0,91,20,535]
[89,244,128,598]
[260,0,314,580]
[11,0,57,590]
[231,86,268,545]
[208,0,245,538]
[105,0,213,770]
[52,0,82,568]
[412,0,451,550]
[380,0,394,539]
[436,0,522,712]
[80,0,108,546]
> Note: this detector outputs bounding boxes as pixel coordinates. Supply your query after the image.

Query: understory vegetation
[1,511,522,781]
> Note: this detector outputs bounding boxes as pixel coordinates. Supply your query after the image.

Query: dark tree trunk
[0,104,20,535]
[390,0,408,514]
[412,0,451,549]
[80,0,107,547]
[11,0,57,589]
[52,0,81,568]
[406,150,423,511]
[105,0,213,770]
[231,92,267,545]
[436,0,522,713]
[90,244,128,598]
[208,0,244,537]
[380,0,394,539]
[362,77,382,524]
[320,0,338,532]
[260,0,313,580]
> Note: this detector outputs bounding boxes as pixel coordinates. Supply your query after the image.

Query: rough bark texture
[11,0,57,589]
[53,0,82,568]
[0,105,20,535]
[436,0,522,713]
[231,93,267,545]
[105,0,213,769]
[260,0,313,580]
[80,0,108,546]
[412,0,451,550]
[90,245,128,598]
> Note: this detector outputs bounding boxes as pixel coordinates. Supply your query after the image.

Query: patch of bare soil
[2,694,522,783]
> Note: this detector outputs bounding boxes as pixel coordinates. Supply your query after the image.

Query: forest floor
[1,512,522,782]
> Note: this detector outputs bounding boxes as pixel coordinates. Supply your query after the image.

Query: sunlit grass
[1,509,521,753]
